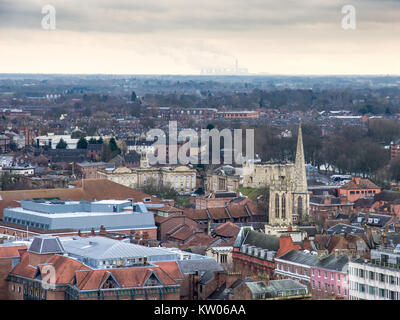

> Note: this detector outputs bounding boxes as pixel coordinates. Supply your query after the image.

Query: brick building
[274,250,319,287]
[0,244,27,300]
[232,228,301,280]
[338,177,381,203]
[310,254,349,299]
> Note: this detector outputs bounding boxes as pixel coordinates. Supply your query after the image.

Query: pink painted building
[310,254,349,300]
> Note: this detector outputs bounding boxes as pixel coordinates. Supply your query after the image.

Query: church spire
[294,120,307,192]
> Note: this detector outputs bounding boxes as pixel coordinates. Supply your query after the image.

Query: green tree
[0,172,14,190]
[56,138,68,149]
[141,179,178,201]
[389,157,400,183]
[109,137,120,152]
[77,137,88,149]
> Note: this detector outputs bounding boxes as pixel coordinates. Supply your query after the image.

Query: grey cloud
[0,0,399,34]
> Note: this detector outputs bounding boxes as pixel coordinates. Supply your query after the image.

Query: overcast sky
[0,0,399,75]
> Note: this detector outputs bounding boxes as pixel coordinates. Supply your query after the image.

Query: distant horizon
[0,72,399,77]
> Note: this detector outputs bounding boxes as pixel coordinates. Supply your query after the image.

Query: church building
[242,122,309,225]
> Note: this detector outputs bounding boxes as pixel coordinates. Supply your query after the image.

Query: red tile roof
[245,202,267,216]
[0,245,27,258]
[340,178,380,190]
[9,253,37,279]
[153,261,184,280]
[183,208,208,220]
[75,269,110,290]
[227,205,249,218]
[207,207,229,220]
[180,233,217,249]
[168,225,196,242]
[42,255,91,285]
[214,222,240,238]
[110,266,177,288]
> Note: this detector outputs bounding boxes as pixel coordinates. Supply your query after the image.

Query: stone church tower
[268,121,309,226]
[291,121,309,223]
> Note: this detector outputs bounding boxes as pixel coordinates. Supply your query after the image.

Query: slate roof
[354,197,375,208]
[275,250,319,266]
[310,196,341,205]
[44,149,88,163]
[215,191,237,198]
[386,233,400,248]
[335,213,350,220]
[242,230,280,251]
[29,236,65,254]
[327,223,365,235]
[374,190,400,202]
[349,213,394,228]
[176,258,223,275]
[315,254,348,272]
[298,226,318,237]
[199,270,215,284]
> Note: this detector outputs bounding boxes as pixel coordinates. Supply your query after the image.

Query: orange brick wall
[0,259,13,300]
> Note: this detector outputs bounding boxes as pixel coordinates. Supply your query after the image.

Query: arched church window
[297,197,303,217]
[275,194,280,218]
[282,194,286,219]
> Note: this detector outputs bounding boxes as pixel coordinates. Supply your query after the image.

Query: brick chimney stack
[99,225,106,234]
[91,228,95,236]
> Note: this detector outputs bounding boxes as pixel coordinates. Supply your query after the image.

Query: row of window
[311,280,347,296]
[311,269,345,282]
[11,285,45,299]
[349,190,376,195]
[276,264,309,277]
[350,267,400,285]
[4,217,49,229]
[349,281,398,300]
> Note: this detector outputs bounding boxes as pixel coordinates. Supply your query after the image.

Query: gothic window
[281,194,286,219]
[275,194,280,218]
[297,197,303,217]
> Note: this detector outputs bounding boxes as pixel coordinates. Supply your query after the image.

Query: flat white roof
[8,207,135,219]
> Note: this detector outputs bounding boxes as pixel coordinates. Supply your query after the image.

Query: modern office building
[2,199,157,237]
[349,246,400,300]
